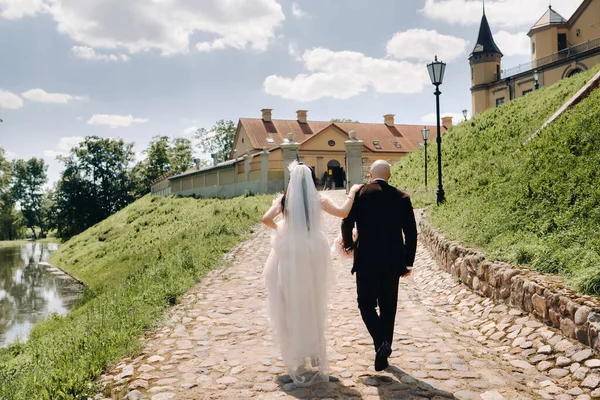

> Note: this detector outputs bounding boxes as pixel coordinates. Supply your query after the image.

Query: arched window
[568,69,583,77]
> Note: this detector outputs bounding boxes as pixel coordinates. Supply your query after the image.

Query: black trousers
[356,268,401,352]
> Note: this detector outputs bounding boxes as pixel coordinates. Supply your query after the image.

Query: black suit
[341,180,417,351]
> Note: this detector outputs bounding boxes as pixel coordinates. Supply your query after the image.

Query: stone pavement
[101,190,600,400]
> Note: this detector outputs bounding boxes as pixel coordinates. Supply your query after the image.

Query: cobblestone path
[103,191,600,400]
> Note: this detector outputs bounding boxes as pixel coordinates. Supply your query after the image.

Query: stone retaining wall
[419,216,600,353]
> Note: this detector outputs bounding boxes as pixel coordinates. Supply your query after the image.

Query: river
[0,242,83,347]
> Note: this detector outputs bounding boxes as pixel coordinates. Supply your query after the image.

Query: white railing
[501,37,600,79]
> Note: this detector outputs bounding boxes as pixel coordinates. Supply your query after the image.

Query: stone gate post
[280,133,301,190]
[345,130,364,191]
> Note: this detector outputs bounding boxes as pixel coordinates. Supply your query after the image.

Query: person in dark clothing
[341,160,417,371]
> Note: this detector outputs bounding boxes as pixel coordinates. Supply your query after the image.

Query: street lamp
[534,70,540,90]
[426,55,447,205]
[421,127,430,189]
[462,109,468,121]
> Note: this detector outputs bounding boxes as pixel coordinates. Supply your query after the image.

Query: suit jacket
[342,180,417,275]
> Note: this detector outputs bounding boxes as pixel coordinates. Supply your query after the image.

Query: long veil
[266,162,333,386]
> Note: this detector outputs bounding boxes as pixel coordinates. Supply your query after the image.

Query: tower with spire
[468,0,599,116]
[469,1,504,115]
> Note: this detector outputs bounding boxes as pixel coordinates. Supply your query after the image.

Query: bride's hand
[349,184,364,198]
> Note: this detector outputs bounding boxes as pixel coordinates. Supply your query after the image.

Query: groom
[341,160,417,371]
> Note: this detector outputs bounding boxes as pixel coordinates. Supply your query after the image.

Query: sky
[0,0,582,185]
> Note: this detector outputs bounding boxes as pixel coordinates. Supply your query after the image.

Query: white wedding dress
[263,164,335,386]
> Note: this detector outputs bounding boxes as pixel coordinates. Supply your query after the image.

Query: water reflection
[0,242,83,347]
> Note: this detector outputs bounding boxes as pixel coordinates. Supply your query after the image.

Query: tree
[196,119,236,164]
[143,136,171,186]
[12,158,47,239]
[55,136,135,238]
[330,118,359,123]
[0,148,23,240]
[169,138,194,174]
[38,188,57,238]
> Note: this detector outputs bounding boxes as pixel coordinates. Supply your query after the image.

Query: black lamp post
[462,109,468,121]
[427,55,447,205]
[534,70,540,90]
[421,127,430,189]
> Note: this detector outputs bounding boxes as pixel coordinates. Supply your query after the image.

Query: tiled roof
[530,6,568,31]
[471,14,503,56]
[239,118,446,153]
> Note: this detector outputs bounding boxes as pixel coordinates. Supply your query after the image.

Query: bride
[261,161,362,386]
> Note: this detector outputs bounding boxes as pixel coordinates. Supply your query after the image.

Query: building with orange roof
[155,110,452,198]
[231,109,450,188]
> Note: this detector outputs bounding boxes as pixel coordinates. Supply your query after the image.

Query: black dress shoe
[374,342,392,372]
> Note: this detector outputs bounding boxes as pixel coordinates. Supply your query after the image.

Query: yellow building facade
[232,109,450,188]
[471,0,600,115]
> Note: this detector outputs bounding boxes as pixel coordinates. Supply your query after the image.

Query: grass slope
[0,194,272,399]
[390,65,600,295]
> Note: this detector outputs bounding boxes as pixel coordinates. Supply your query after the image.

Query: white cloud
[291,3,307,19]
[421,0,579,30]
[421,112,465,125]
[22,89,86,104]
[4,150,16,159]
[0,0,45,19]
[264,46,431,102]
[44,136,84,158]
[1,1,285,56]
[71,46,130,62]
[87,114,149,128]
[287,41,302,61]
[494,31,530,56]
[386,29,469,62]
[0,90,24,109]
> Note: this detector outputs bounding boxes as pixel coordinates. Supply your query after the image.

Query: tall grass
[0,194,272,399]
[390,65,600,295]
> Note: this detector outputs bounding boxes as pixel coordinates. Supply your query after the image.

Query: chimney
[296,110,308,124]
[441,116,453,128]
[261,108,272,122]
[211,153,218,166]
[384,114,395,127]
[194,158,200,170]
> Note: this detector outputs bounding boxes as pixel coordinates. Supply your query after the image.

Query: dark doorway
[327,160,344,189]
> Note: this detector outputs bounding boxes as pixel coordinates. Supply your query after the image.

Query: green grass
[390,65,600,295]
[0,194,272,399]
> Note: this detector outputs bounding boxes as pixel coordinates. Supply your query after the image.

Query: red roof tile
[239,118,445,153]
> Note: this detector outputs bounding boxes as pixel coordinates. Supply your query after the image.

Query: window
[241,138,244,143]
[523,89,533,96]
[328,140,336,147]
[496,65,501,80]
[372,141,382,149]
[266,137,275,144]
[568,68,583,77]
[496,97,505,107]
[532,42,536,55]
[558,33,567,51]
[393,141,401,148]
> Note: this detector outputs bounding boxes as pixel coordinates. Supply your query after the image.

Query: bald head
[370,160,391,181]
